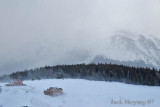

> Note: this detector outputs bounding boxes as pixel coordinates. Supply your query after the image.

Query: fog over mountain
[92,31,160,69]
[0,0,160,75]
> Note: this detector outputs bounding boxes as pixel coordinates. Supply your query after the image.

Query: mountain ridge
[90,31,160,69]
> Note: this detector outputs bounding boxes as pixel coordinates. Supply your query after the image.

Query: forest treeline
[0,63,160,86]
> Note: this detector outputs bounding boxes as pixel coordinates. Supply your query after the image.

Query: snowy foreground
[0,79,160,107]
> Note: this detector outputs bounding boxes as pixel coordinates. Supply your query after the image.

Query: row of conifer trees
[0,63,160,86]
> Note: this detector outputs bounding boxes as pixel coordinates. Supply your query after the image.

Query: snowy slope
[91,31,160,69]
[0,79,160,107]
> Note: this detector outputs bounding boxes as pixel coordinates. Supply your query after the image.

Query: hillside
[1,63,160,86]
[91,31,160,69]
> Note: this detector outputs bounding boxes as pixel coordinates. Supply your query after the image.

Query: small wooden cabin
[44,87,63,96]
[5,79,26,86]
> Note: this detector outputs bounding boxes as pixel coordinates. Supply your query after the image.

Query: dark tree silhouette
[0,63,160,86]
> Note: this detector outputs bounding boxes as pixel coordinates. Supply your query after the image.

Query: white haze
[0,0,160,75]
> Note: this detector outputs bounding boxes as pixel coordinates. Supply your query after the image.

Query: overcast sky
[0,0,160,75]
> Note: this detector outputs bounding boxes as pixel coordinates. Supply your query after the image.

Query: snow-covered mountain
[91,31,160,69]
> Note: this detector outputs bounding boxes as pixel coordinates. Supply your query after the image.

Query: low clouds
[0,0,160,75]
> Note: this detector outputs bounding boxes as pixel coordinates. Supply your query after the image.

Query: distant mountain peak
[91,31,160,69]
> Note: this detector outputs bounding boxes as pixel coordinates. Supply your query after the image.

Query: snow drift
[0,79,160,107]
